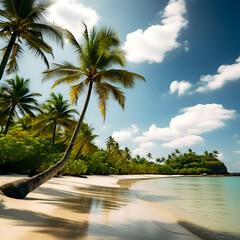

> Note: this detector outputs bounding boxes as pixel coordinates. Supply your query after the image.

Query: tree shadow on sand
[0,200,89,239]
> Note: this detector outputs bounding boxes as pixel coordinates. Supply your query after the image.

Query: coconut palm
[0,25,144,199]
[0,0,64,80]
[123,147,132,162]
[72,122,98,160]
[34,93,78,146]
[106,136,116,153]
[146,152,153,161]
[112,142,123,157]
[0,76,41,135]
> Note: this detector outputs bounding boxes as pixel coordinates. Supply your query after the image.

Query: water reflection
[58,185,132,214]
[131,177,240,238]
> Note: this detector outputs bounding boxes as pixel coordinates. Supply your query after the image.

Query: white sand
[0,174,201,240]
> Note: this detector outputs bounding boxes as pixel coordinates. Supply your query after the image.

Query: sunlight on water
[131,177,240,239]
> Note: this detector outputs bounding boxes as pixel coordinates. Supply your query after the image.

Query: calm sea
[130,176,240,240]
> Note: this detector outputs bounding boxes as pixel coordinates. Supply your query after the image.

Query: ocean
[130,176,240,240]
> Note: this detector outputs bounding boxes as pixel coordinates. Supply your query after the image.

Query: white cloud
[132,142,156,156]
[233,134,238,138]
[134,104,235,148]
[162,135,204,148]
[48,0,100,39]
[112,124,139,142]
[217,152,224,161]
[94,139,101,145]
[170,80,192,96]
[197,56,240,92]
[132,148,147,157]
[122,0,187,63]
[234,150,240,154]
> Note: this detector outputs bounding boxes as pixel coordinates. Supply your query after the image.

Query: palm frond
[102,82,125,109]
[6,41,24,74]
[43,62,81,81]
[29,23,64,47]
[51,73,82,88]
[70,81,87,104]
[94,82,109,121]
[94,69,145,88]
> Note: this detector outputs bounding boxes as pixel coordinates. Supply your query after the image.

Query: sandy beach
[0,174,201,240]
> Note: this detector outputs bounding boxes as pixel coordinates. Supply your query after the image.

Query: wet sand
[0,175,201,240]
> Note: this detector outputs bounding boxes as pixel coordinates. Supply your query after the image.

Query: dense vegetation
[0,112,227,176]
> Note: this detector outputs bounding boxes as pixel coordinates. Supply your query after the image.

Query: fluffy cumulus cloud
[48,0,100,39]
[122,0,187,63]
[134,104,235,148]
[112,124,139,142]
[170,80,192,96]
[162,135,204,148]
[197,56,240,92]
[132,142,156,156]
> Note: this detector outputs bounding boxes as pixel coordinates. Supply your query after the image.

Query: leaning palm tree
[0,0,64,80]
[33,93,78,146]
[0,25,144,199]
[0,75,41,135]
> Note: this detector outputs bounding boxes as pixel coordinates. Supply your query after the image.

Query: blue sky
[1,0,240,172]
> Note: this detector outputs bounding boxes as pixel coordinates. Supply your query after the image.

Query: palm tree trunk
[52,123,57,147]
[4,104,15,136]
[0,81,93,199]
[0,31,18,81]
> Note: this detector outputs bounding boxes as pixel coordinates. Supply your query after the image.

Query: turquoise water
[131,177,240,240]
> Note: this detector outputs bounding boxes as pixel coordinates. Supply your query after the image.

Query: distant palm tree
[147,152,153,160]
[175,149,180,155]
[0,0,64,80]
[212,150,219,158]
[0,25,144,199]
[123,147,132,162]
[0,76,41,135]
[106,136,116,153]
[156,157,165,164]
[34,93,78,146]
[113,142,123,157]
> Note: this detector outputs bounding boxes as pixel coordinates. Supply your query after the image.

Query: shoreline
[0,174,200,240]
[129,175,240,240]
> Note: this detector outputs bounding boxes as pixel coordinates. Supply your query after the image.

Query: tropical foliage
[0,76,41,135]
[33,93,78,146]
[0,0,64,80]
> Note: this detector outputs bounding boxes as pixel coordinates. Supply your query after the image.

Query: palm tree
[0,25,144,199]
[0,76,41,135]
[34,93,78,146]
[146,152,153,161]
[0,0,64,80]
[113,142,123,157]
[212,150,219,159]
[72,122,98,160]
[106,136,116,153]
[123,147,132,162]
[156,157,165,164]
